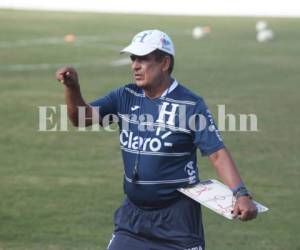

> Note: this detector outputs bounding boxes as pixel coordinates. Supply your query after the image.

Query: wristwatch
[233,186,253,199]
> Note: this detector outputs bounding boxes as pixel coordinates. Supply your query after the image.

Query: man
[56,30,257,250]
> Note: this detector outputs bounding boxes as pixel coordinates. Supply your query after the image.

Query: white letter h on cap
[134,31,151,43]
[156,102,179,126]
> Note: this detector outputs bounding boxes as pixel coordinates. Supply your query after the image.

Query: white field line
[0,35,129,72]
[0,30,193,50]
[0,35,121,50]
[110,58,131,66]
[0,58,131,72]
[0,63,83,72]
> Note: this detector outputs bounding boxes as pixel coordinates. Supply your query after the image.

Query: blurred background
[0,1,299,249]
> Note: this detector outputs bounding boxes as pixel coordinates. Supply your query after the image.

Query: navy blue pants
[107,195,205,250]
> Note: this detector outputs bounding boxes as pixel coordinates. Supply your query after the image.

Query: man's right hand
[55,66,79,88]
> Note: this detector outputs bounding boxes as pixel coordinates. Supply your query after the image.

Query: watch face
[236,191,252,199]
[234,187,252,199]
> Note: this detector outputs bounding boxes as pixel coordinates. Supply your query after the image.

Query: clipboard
[178,179,269,219]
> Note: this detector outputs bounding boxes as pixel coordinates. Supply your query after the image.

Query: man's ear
[161,56,171,73]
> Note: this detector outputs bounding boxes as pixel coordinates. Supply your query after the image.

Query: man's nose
[131,59,141,70]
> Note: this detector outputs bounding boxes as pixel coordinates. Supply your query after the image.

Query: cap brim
[121,43,156,56]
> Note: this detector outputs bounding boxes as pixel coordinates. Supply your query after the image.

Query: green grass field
[0,9,299,250]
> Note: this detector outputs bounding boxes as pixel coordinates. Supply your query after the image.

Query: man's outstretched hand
[55,66,79,88]
[232,196,258,221]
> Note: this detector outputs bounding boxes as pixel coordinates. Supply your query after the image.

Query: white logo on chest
[120,129,173,152]
[130,105,140,111]
[156,102,179,126]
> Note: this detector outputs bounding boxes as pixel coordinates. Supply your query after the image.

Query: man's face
[130,53,165,89]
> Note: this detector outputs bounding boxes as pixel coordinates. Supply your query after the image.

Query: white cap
[121,29,175,56]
